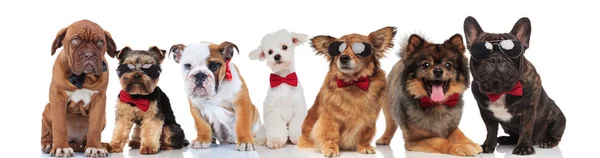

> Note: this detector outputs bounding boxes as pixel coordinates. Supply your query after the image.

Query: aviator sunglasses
[116,63,162,79]
[469,40,524,60]
[328,41,372,57]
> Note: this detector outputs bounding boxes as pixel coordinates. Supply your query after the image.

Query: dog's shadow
[493,145,563,158]
[190,144,259,158]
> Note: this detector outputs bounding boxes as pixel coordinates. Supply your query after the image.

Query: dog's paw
[191,139,211,149]
[470,143,483,154]
[481,144,496,153]
[448,144,478,156]
[235,142,256,151]
[357,145,376,154]
[289,136,299,145]
[375,137,392,145]
[128,140,141,149]
[41,142,52,154]
[84,147,109,157]
[321,146,340,157]
[539,138,560,148]
[50,147,74,157]
[297,136,313,148]
[497,136,518,145]
[512,146,535,155]
[267,137,287,149]
[139,146,159,155]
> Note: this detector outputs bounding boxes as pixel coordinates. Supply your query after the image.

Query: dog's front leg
[288,106,306,145]
[512,85,541,155]
[315,115,340,157]
[233,98,256,151]
[190,103,212,149]
[139,118,164,155]
[84,93,109,157]
[49,89,74,157]
[376,92,397,145]
[108,106,135,153]
[356,123,376,154]
[264,109,289,149]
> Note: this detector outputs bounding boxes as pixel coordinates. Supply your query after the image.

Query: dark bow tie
[69,61,107,89]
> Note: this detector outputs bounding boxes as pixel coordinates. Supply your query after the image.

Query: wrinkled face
[401,34,470,101]
[52,20,117,75]
[115,46,165,95]
[170,42,238,99]
[249,29,308,73]
[464,16,531,93]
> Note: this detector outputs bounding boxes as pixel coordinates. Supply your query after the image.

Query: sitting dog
[379,33,483,156]
[169,41,261,151]
[108,46,189,155]
[249,29,309,149]
[41,19,116,157]
[464,16,566,155]
[298,27,396,157]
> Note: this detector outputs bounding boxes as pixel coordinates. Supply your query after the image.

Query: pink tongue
[431,85,445,102]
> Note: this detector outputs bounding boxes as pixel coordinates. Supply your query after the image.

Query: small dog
[298,26,396,157]
[108,46,189,155]
[249,29,309,149]
[169,41,261,151]
[464,16,566,155]
[379,33,482,156]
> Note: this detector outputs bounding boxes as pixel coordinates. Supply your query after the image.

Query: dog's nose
[340,55,351,64]
[274,54,281,61]
[194,73,207,85]
[489,55,503,65]
[134,74,142,79]
[433,68,444,77]
[83,51,94,60]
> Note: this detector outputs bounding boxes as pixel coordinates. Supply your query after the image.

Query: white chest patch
[488,95,512,122]
[66,89,98,107]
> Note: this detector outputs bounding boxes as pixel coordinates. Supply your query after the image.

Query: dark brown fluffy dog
[298,27,396,157]
[378,34,482,156]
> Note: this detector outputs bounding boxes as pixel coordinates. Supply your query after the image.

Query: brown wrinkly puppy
[41,19,117,157]
[298,27,396,157]
[380,34,482,156]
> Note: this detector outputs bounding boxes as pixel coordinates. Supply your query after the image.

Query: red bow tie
[419,93,461,108]
[119,90,150,112]
[270,72,298,88]
[225,60,233,81]
[336,77,369,91]
[486,82,523,102]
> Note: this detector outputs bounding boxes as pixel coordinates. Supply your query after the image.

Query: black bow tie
[69,61,107,89]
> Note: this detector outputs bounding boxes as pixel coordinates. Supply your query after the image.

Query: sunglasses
[116,64,162,79]
[469,40,524,60]
[328,42,372,57]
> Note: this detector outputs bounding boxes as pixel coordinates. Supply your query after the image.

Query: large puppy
[379,34,482,156]
[249,29,309,149]
[298,27,396,157]
[169,42,261,151]
[464,16,566,155]
[108,46,189,154]
[41,19,116,157]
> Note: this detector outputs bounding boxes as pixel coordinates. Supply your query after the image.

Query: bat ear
[463,16,484,48]
[169,44,186,63]
[249,47,266,61]
[510,17,532,49]
[368,26,397,58]
[51,27,68,56]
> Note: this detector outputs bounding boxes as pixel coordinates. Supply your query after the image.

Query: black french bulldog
[463,16,566,155]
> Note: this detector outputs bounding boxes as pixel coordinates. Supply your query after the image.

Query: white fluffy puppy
[249,29,309,149]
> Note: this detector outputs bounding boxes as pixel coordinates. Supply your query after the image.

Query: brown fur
[379,34,482,156]
[298,27,395,157]
[41,19,116,157]
[108,100,163,154]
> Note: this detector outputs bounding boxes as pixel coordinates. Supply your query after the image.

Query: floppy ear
[104,31,117,58]
[169,44,186,63]
[51,27,68,56]
[116,46,132,61]
[218,41,239,61]
[310,35,337,57]
[148,46,166,63]
[368,26,397,58]
[463,16,484,48]
[443,34,466,54]
[249,47,266,61]
[401,34,425,58]
[510,17,532,49]
[291,32,309,46]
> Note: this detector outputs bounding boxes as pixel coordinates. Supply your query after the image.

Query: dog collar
[336,77,369,91]
[225,60,232,81]
[419,93,460,108]
[270,72,298,88]
[486,82,523,102]
[69,61,107,89]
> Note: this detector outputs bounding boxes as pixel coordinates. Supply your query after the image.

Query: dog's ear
[148,46,166,63]
[443,34,466,54]
[51,27,68,56]
[169,44,186,63]
[463,16,484,48]
[401,34,425,58]
[218,41,239,61]
[368,26,397,58]
[510,17,532,49]
[249,47,266,61]
[116,46,132,61]
[104,30,117,58]
[310,35,337,57]
[291,32,309,46]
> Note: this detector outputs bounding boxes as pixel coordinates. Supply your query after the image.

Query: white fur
[177,42,259,145]
[249,29,308,148]
[66,88,98,107]
[488,95,513,122]
[84,147,108,157]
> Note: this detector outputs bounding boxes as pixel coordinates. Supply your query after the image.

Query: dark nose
[274,54,281,61]
[194,73,207,85]
[489,55,504,65]
[83,51,94,60]
[433,68,444,77]
[340,55,350,64]
[134,74,142,79]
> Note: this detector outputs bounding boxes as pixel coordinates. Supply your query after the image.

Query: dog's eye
[71,37,80,45]
[423,62,430,69]
[282,45,288,50]
[184,63,192,70]
[208,61,221,71]
[96,40,103,47]
[327,42,344,56]
[127,64,136,70]
[445,63,452,68]
[352,42,371,57]
[268,50,273,55]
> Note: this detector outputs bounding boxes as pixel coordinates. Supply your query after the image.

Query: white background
[0,0,598,157]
